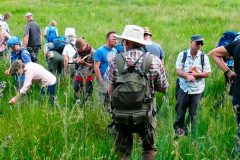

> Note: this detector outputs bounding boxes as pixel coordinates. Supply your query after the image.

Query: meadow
[0,0,240,159]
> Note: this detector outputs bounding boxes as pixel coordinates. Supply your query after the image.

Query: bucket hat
[114,25,151,45]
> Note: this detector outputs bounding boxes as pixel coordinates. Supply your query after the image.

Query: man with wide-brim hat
[105,25,168,159]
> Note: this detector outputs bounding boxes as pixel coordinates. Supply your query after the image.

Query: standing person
[62,28,77,77]
[23,12,42,62]
[93,31,117,101]
[73,37,95,103]
[44,20,58,43]
[173,34,211,136]
[1,12,12,33]
[209,39,240,153]
[5,36,32,89]
[0,23,10,57]
[8,60,57,105]
[105,25,168,159]
[142,27,165,62]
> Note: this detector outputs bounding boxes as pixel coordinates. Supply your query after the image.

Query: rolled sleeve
[203,55,211,73]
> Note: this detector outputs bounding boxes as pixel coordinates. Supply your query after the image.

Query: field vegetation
[0,0,240,159]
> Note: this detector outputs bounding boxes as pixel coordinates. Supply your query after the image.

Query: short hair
[106,31,116,39]
[9,60,24,76]
[49,20,57,26]
[75,37,86,50]
[3,12,12,20]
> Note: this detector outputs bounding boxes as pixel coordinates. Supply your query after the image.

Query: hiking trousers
[114,122,157,160]
[27,46,41,62]
[173,88,202,132]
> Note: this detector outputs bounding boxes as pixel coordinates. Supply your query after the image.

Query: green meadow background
[0,0,240,159]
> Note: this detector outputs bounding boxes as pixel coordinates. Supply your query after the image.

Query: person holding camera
[173,34,211,136]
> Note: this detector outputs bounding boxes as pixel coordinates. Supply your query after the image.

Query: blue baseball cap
[7,36,21,48]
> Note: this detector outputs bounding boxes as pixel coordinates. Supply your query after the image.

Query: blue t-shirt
[11,48,32,82]
[11,49,32,64]
[143,41,165,60]
[94,45,117,77]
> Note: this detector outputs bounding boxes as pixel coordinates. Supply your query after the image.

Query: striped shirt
[105,48,168,95]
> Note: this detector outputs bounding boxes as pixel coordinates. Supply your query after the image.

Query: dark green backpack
[111,52,154,125]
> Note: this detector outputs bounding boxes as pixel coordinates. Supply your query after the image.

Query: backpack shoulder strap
[182,49,188,69]
[200,51,205,72]
[68,42,77,51]
[115,53,125,74]
[142,52,154,74]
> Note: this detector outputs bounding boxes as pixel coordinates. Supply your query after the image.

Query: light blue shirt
[176,49,211,94]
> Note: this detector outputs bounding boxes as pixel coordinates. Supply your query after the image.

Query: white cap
[24,12,32,18]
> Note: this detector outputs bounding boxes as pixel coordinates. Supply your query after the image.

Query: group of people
[1,11,240,159]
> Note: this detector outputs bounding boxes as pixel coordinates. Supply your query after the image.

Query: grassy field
[0,0,240,159]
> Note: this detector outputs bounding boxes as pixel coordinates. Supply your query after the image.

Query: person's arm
[94,61,103,84]
[8,92,22,105]
[64,55,69,70]
[23,35,29,48]
[209,46,235,78]
[153,56,168,93]
[108,84,114,95]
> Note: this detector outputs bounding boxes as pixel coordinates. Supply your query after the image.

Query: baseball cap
[24,12,32,18]
[191,34,204,42]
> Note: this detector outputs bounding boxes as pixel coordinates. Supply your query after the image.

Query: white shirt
[62,42,76,63]
[176,49,211,94]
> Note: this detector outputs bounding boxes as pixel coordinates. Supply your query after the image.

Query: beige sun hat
[114,25,152,45]
[143,27,152,36]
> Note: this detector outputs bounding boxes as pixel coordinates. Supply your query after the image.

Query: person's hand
[77,57,86,65]
[227,70,236,79]
[8,97,17,105]
[186,73,195,82]
[5,69,10,76]
[190,71,199,78]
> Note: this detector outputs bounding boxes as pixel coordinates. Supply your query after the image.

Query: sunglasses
[196,41,204,46]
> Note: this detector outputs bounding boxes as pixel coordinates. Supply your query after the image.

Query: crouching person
[105,25,168,160]
[8,60,57,105]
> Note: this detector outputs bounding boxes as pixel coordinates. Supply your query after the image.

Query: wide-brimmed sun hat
[114,25,152,45]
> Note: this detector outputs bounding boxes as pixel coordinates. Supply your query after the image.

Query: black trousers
[173,88,202,131]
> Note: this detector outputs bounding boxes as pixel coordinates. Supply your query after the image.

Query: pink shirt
[0,30,10,52]
[20,62,57,94]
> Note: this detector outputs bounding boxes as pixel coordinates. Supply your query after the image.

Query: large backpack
[46,26,57,43]
[111,52,154,125]
[217,31,240,47]
[51,36,66,54]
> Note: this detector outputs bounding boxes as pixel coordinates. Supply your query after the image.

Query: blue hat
[191,34,204,42]
[7,36,21,48]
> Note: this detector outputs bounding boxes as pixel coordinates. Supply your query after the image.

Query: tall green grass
[1,0,240,159]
